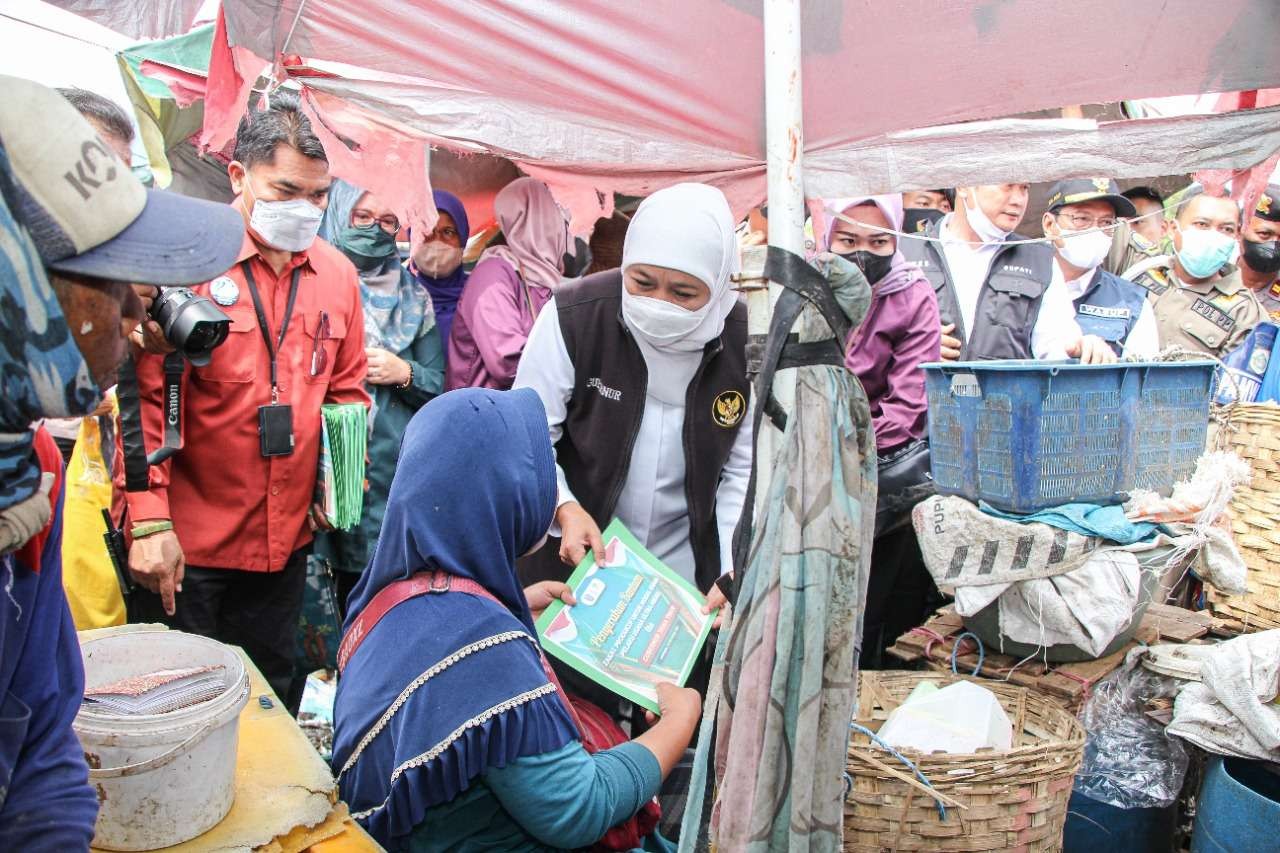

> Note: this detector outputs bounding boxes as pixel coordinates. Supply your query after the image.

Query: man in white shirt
[1042,179,1160,359]
[902,183,1110,362]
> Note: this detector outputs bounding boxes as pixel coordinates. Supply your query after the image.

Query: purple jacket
[845,278,940,453]
[446,257,551,391]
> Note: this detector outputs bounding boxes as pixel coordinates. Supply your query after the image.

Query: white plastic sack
[996,550,1143,658]
[913,496,1100,592]
[1167,630,1280,760]
[878,681,1013,755]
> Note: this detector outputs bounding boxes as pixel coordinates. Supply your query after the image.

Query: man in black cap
[1239,183,1280,320]
[1042,179,1159,358]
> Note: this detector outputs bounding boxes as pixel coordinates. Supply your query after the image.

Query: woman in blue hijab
[408,190,471,356]
[317,181,446,608]
[331,388,701,851]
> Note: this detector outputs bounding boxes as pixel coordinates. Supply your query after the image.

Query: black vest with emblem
[1073,268,1147,355]
[900,218,1056,360]
[519,270,749,593]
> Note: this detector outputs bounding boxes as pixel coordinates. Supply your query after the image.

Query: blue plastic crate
[924,360,1216,513]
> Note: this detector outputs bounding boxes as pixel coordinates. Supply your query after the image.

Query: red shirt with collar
[119,234,371,572]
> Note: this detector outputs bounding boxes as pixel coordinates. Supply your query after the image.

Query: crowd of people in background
[4,73,1280,850]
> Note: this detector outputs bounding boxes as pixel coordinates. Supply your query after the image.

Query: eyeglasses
[311,310,331,377]
[351,209,401,234]
[1056,212,1118,232]
[422,225,462,246]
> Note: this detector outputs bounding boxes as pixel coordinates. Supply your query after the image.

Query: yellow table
[82,626,382,853]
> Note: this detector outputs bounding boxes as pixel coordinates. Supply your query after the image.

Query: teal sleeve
[396,323,446,408]
[484,741,662,849]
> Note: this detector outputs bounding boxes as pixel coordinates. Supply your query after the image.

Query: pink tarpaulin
[48,0,209,40]
[206,1,1280,223]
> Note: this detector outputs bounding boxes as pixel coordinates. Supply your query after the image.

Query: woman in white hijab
[514,182,751,626]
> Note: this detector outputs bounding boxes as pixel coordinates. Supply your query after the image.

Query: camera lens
[149,287,232,366]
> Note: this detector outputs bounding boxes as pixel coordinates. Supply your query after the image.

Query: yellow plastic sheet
[62,412,125,630]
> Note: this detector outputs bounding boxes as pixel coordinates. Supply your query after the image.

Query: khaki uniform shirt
[1255,277,1280,322]
[1106,220,1163,279]
[1133,262,1265,356]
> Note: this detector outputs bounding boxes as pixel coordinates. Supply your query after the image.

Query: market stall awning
[201,0,1280,226]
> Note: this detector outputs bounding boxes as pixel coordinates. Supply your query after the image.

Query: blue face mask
[1174,223,1236,279]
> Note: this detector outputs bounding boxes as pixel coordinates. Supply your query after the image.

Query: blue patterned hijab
[332,388,579,847]
[0,142,98,509]
[322,179,431,355]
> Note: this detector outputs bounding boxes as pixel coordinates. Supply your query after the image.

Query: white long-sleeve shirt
[514,298,753,584]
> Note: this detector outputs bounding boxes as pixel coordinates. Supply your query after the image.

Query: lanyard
[241,261,302,402]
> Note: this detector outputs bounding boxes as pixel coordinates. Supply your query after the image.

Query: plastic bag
[1073,651,1189,809]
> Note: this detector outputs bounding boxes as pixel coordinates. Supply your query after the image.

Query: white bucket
[76,630,251,851]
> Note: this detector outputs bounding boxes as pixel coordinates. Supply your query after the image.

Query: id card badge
[258,403,295,457]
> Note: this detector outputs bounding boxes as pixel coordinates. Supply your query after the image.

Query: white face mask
[1056,228,1113,272]
[412,241,464,278]
[621,291,710,352]
[961,190,1013,243]
[243,182,323,252]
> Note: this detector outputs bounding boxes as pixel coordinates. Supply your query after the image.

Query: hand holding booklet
[535,520,717,713]
[317,403,368,531]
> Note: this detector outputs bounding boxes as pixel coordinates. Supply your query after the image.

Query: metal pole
[751,0,805,503]
[763,0,806,260]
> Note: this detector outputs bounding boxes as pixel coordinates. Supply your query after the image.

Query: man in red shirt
[123,92,370,709]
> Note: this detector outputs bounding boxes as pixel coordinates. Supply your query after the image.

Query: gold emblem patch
[712,390,745,428]
[1259,194,1274,216]
[1092,178,1110,193]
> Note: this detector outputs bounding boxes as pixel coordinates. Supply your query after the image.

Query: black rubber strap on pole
[729,245,851,603]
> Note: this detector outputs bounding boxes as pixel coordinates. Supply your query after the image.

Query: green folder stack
[319,403,368,531]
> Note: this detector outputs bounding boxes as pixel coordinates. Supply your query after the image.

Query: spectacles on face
[1056,211,1118,232]
[351,209,401,234]
[422,225,462,246]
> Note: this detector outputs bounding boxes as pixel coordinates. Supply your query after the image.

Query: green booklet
[535,519,716,713]
[319,403,368,531]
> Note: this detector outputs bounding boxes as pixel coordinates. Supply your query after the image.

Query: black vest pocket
[972,274,1043,360]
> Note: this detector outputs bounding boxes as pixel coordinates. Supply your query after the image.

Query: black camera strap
[241,261,302,403]
[118,351,187,492]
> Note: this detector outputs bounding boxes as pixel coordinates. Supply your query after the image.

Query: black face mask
[1242,237,1280,275]
[837,249,894,285]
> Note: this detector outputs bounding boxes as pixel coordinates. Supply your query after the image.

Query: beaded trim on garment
[337,630,538,777]
[349,682,562,821]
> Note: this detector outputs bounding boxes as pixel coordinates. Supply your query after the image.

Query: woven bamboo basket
[844,672,1085,852]
[1208,401,1280,632]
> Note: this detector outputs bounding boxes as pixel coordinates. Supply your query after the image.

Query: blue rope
[950,630,985,676]
[849,722,948,821]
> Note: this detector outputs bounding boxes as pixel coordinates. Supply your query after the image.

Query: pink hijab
[480,177,569,293]
[823,194,929,297]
